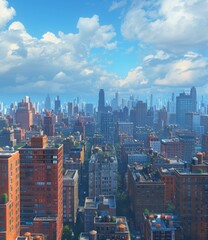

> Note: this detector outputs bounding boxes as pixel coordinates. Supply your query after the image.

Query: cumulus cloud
[0,10,117,95]
[0,0,15,29]
[121,0,208,51]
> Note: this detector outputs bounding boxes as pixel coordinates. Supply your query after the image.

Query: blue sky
[1,0,208,103]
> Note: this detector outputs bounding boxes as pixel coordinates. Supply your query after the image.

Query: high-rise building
[0,151,20,240]
[135,101,147,127]
[100,112,114,144]
[85,103,94,116]
[54,96,61,113]
[89,145,118,198]
[45,94,51,111]
[176,87,197,128]
[43,112,54,136]
[63,170,79,224]
[67,102,73,116]
[190,86,197,112]
[98,89,105,113]
[19,135,63,240]
[15,98,33,130]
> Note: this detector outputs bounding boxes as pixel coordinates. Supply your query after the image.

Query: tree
[62,225,73,240]
[166,202,175,213]
[1,193,8,204]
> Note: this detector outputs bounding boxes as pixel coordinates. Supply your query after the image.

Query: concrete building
[19,135,63,240]
[0,151,20,240]
[63,170,79,224]
[89,145,118,198]
[84,195,116,232]
[43,112,54,136]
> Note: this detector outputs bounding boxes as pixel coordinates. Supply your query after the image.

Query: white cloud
[0,0,15,29]
[121,0,208,51]
[109,0,127,11]
[0,13,117,95]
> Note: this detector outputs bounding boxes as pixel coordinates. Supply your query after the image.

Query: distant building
[43,112,54,136]
[0,127,16,148]
[100,112,114,144]
[45,94,51,111]
[98,89,105,113]
[0,151,20,240]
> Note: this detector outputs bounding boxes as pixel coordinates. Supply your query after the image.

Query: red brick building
[19,135,63,240]
[0,151,20,240]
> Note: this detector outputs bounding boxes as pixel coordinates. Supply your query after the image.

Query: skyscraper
[45,94,51,111]
[43,112,54,136]
[15,98,33,130]
[98,89,105,112]
[54,96,61,113]
[0,151,20,240]
[19,135,63,240]
[190,86,197,112]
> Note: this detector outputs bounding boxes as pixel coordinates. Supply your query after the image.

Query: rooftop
[84,195,116,209]
[145,213,177,232]
[64,169,77,179]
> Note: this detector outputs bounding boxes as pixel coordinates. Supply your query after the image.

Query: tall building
[15,98,33,130]
[63,170,79,224]
[100,112,114,144]
[190,86,197,112]
[85,103,94,116]
[45,94,51,111]
[135,101,147,127]
[98,89,105,113]
[54,96,61,113]
[19,135,63,240]
[67,102,73,116]
[43,112,54,136]
[176,87,197,128]
[89,145,118,198]
[0,151,20,240]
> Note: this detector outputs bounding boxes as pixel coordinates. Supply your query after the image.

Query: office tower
[45,94,51,111]
[85,103,94,116]
[115,91,119,110]
[63,170,79,224]
[67,102,73,116]
[88,145,118,198]
[128,165,165,228]
[190,86,197,112]
[150,94,153,108]
[175,154,208,240]
[135,100,147,127]
[15,98,33,130]
[84,195,116,232]
[54,96,61,113]
[100,112,114,144]
[0,151,20,240]
[43,112,54,136]
[176,88,196,128]
[19,136,63,240]
[98,89,105,112]
[157,107,168,130]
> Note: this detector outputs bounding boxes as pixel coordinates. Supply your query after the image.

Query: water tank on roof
[192,157,198,165]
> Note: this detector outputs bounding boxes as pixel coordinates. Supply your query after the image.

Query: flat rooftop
[84,195,116,209]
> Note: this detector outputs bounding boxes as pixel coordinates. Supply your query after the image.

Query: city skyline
[0,0,208,101]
